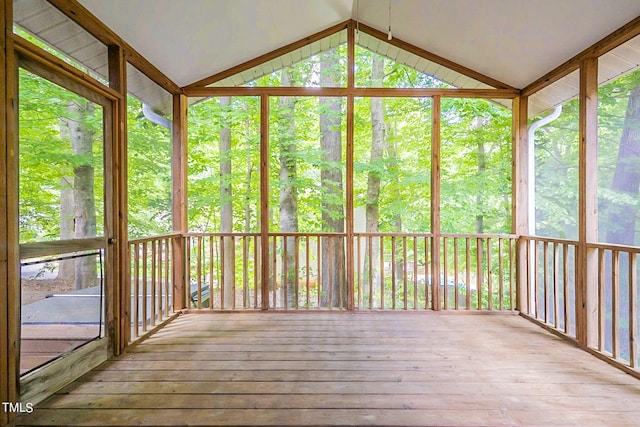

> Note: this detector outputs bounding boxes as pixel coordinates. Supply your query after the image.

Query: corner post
[513,95,529,312]
[172,93,188,311]
[576,57,598,348]
[431,95,441,310]
[107,45,128,354]
[1,0,19,423]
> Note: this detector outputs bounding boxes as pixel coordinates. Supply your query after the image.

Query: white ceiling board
[78,0,352,87]
[75,0,640,89]
[353,0,640,89]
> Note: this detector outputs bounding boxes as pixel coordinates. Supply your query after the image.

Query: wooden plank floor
[18,312,640,426]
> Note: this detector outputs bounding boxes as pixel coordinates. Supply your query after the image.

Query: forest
[16,31,640,316]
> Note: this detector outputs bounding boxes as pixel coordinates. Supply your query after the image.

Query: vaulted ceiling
[75,0,640,90]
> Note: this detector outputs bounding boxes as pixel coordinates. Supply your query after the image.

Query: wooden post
[107,45,128,355]
[260,94,270,309]
[346,21,355,310]
[576,58,598,348]
[1,0,19,422]
[172,93,188,311]
[513,96,529,313]
[431,96,441,310]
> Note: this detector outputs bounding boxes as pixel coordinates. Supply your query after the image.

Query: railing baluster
[283,235,288,310]
[142,241,148,331]
[380,236,385,310]
[272,236,277,309]
[133,243,140,338]
[498,238,503,311]
[317,236,321,309]
[403,236,408,310]
[509,238,515,310]
[306,236,311,309]
[454,237,460,310]
[357,236,362,310]
[612,250,620,360]
[425,236,430,310]
[151,240,157,326]
[466,237,471,310]
[391,236,396,310]
[443,237,448,310]
[543,241,549,324]
[413,236,418,310]
[369,235,374,310]
[563,243,570,334]
[553,243,560,329]
[487,237,493,311]
[295,235,300,310]
[630,252,637,369]
[598,248,606,352]
[243,236,248,309]
[477,238,483,310]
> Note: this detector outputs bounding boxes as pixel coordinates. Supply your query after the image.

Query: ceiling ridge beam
[46,0,181,95]
[356,22,517,91]
[522,14,640,97]
[184,20,351,89]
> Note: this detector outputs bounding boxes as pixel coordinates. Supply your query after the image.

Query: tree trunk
[62,100,97,289]
[319,51,346,308]
[219,96,235,308]
[606,84,640,245]
[365,55,385,303]
[278,70,299,308]
[57,176,75,280]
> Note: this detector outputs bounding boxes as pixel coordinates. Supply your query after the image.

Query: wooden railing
[520,236,578,338]
[128,234,176,340]
[522,236,640,375]
[588,242,639,371]
[182,232,517,312]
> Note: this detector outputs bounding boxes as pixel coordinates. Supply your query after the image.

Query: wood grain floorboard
[18,312,640,426]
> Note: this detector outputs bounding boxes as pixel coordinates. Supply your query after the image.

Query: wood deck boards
[18,312,640,426]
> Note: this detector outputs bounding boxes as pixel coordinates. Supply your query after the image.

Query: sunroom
[3,0,640,426]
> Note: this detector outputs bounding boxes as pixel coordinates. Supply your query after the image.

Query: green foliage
[127,96,173,237]
[18,68,104,243]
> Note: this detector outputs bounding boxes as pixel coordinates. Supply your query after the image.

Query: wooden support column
[576,58,599,348]
[513,96,529,312]
[260,94,270,309]
[431,96,441,310]
[346,21,355,310]
[1,0,19,422]
[172,93,188,311]
[108,45,128,354]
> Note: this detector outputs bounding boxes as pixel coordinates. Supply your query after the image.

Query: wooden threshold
[18,312,640,426]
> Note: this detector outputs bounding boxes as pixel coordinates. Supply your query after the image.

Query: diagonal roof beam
[356,22,516,91]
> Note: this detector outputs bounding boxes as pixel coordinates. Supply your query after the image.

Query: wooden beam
[12,35,121,102]
[576,58,599,348]
[0,0,16,424]
[356,22,516,91]
[523,15,640,97]
[172,94,188,311]
[346,94,354,310]
[108,44,129,355]
[183,86,519,99]
[185,21,350,89]
[260,95,270,310]
[431,96,441,311]
[513,96,529,312]
[45,0,180,95]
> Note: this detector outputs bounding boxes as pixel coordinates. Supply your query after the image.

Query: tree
[364,55,385,300]
[219,96,235,308]
[319,50,346,308]
[60,99,98,289]
[277,70,299,308]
